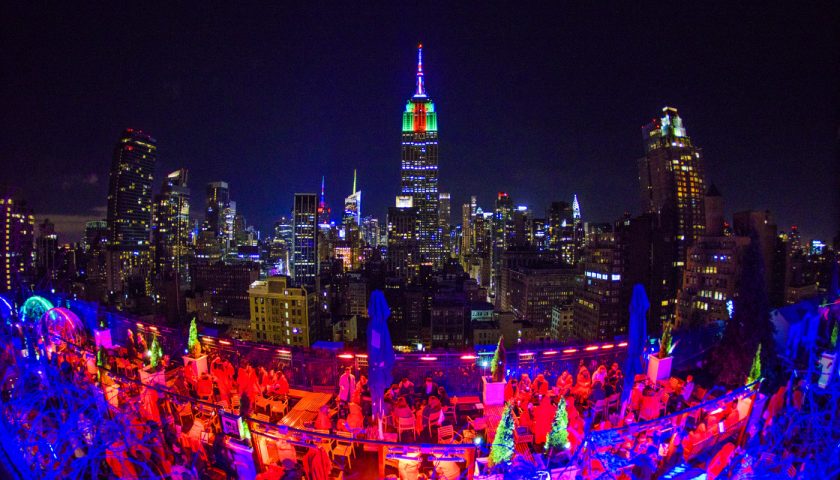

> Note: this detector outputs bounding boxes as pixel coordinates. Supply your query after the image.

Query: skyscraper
[491,192,514,306]
[36,218,57,282]
[105,129,156,294]
[205,182,230,238]
[292,193,318,290]
[0,187,34,294]
[401,43,442,267]
[152,168,191,290]
[638,107,706,323]
[343,169,361,231]
[317,176,331,226]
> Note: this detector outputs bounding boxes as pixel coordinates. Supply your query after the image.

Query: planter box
[819,353,835,389]
[482,376,506,406]
[647,355,673,383]
[183,354,208,378]
[139,366,166,387]
[225,437,258,479]
[94,328,113,349]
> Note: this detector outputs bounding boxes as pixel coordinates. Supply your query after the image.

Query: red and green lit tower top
[401,43,443,267]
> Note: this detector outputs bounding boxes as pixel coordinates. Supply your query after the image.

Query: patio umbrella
[621,284,649,409]
[366,290,395,430]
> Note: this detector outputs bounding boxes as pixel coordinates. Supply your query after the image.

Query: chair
[593,399,608,423]
[397,416,416,442]
[197,377,214,402]
[427,411,442,437]
[255,396,270,415]
[437,424,462,444]
[606,394,620,413]
[442,405,456,425]
[331,431,355,469]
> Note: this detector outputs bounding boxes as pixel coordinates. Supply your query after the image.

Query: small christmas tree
[831,323,838,350]
[187,317,201,358]
[659,323,672,359]
[490,336,506,382]
[746,343,761,385]
[545,397,569,451]
[149,335,163,370]
[489,402,515,467]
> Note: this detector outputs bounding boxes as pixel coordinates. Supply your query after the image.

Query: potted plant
[482,336,507,406]
[647,323,673,383]
[819,323,838,389]
[94,317,112,349]
[139,334,166,387]
[183,317,208,378]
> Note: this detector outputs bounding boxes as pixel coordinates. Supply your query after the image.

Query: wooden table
[279,389,333,428]
[452,396,482,422]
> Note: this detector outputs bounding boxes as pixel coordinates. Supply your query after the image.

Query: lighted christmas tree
[149,335,163,370]
[491,335,506,382]
[746,343,761,385]
[545,397,569,451]
[187,317,201,357]
[489,402,515,467]
[831,323,838,350]
[659,322,672,359]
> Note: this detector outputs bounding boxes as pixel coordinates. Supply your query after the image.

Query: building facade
[292,193,318,289]
[638,107,706,324]
[105,129,157,294]
[249,276,316,347]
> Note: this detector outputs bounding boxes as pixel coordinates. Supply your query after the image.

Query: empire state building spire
[414,42,425,97]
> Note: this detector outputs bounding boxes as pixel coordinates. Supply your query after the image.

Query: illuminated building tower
[292,193,318,290]
[401,43,442,268]
[491,192,515,306]
[343,170,361,233]
[0,187,35,293]
[460,196,476,261]
[152,168,191,293]
[547,201,576,264]
[573,194,584,259]
[270,216,293,275]
[249,276,318,347]
[317,176,331,226]
[205,181,230,238]
[83,220,108,287]
[573,228,625,341]
[105,128,156,294]
[387,196,419,279]
[439,192,451,258]
[36,219,58,281]
[638,107,706,323]
[676,185,750,328]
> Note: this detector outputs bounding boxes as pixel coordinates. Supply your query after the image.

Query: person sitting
[436,386,450,407]
[556,371,573,396]
[419,376,438,399]
[345,402,364,432]
[608,362,623,384]
[576,365,591,391]
[504,378,519,403]
[591,381,606,402]
[681,375,695,403]
[392,396,413,426]
[398,377,415,401]
[592,365,608,386]
[315,404,332,431]
[519,373,532,392]
[424,395,443,430]
[272,371,289,396]
[532,374,549,396]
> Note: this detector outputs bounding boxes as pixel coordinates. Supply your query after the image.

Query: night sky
[2,3,837,242]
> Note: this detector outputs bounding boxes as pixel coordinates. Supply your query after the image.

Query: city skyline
[2,4,836,243]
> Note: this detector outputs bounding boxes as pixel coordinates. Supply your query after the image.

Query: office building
[638,107,706,324]
[573,229,625,341]
[292,193,318,289]
[206,182,230,238]
[152,169,191,289]
[105,129,156,294]
[0,188,34,293]
[192,261,260,318]
[249,276,317,347]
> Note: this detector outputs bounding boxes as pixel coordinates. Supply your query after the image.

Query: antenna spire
[352,169,357,194]
[415,42,425,97]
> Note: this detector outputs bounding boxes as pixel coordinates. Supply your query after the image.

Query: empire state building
[400,43,442,267]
